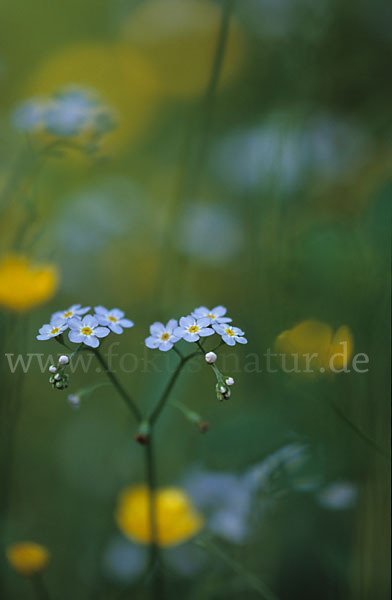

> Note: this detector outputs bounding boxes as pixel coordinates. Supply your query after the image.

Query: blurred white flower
[317,481,357,510]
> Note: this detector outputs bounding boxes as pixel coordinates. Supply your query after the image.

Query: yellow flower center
[225,328,235,336]
[64,311,73,317]
[188,325,199,333]
[207,314,215,319]
[161,332,170,341]
[108,315,117,322]
[82,326,93,335]
[51,327,60,335]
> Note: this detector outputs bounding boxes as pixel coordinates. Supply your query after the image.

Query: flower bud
[205,352,217,364]
[54,373,61,381]
[226,377,235,386]
[219,386,226,394]
[49,365,57,374]
[58,355,69,365]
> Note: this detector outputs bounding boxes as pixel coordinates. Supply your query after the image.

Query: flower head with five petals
[145,319,179,352]
[94,306,134,334]
[213,324,247,346]
[68,315,110,348]
[191,305,231,325]
[174,316,214,343]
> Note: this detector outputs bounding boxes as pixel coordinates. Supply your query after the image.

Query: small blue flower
[36,317,68,341]
[94,306,134,334]
[11,98,49,133]
[68,315,110,348]
[51,304,90,325]
[191,305,232,325]
[174,316,214,343]
[145,319,179,352]
[212,324,247,346]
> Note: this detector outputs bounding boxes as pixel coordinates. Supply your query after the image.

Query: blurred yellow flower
[6,542,50,576]
[274,320,354,374]
[120,0,245,98]
[26,42,160,156]
[115,484,204,547]
[0,254,58,312]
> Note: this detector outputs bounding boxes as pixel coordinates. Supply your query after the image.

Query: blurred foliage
[0,0,391,599]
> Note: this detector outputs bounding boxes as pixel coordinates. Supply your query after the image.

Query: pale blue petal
[212,306,226,317]
[192,306,208,318]
[95,326,110,338]
[180,316,193,328]
[184,332,199,342]
[173,327,185,338]
[83,314,98,328]
[68,318,82,330]
[95,315,108,326]
[84,335,99,348]
[150,322,165,335]
[37,333,51,340]
[213,324,225,334]
[199,328,214,337]
[166,319,178,331]
[197,317,210,328]
[158,341,173,352]
[145,336,159,349]
[69,330,84,343]
[119,318,133,328]
[236,336,247,344]
[111,309,124,319]
[223,335,236,346]
[217,317,232,324]
[94,305,108,315]
[109,323,123,334]
[77,306,90,315]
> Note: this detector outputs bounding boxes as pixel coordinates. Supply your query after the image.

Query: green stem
[148,351,199,425]
[31,574,51,600]
[93,348,142,422]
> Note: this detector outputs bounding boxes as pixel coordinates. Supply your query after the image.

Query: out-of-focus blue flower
[244,443,316,493]
[10,87,116,140]
[103,536,147,582]
[176,204,244,264]
[164,542,207,577]
[183,469,252,544]
[11,98,49,133]
[45,87,115,138]
[317,481,357,510]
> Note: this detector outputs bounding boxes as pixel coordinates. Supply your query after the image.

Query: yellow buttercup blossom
[0,254,58,312]
[274,320,354,374]
[6,542,50,576]
[115,485,204,547]
[120,0,245,98]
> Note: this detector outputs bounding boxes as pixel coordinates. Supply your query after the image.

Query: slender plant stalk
[93,349,142,422]
[31,574,51,600]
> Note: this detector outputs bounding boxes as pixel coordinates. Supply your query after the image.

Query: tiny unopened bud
[226,377,235,386]
[133,433,149,445]
[59,355,69,365]
[49,365,57,374]
[55,381,63,389]
[54,373,61,381]
[67,394,80,409]
[198,421,210,433]
[219,386,226,394]
[205,352,217,364]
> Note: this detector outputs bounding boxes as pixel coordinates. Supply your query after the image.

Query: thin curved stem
[148,351,199,425]
[93,348,142,422]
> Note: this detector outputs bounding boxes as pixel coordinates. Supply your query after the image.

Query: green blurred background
[0,0,390,598]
